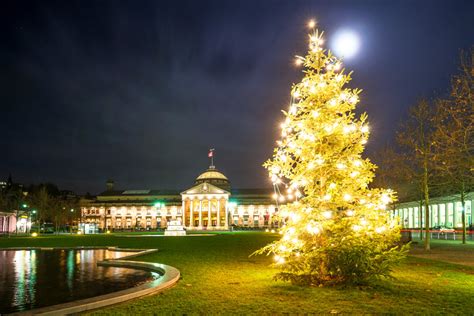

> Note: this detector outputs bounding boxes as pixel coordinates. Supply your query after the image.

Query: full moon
[331,29,360,59]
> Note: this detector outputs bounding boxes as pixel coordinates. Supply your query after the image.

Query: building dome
[195,166,230,191]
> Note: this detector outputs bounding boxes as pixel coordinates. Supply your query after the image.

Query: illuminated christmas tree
[258,21,407,285]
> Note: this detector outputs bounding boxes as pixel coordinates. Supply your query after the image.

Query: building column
[181,200,185,226]
[437,204,441,226]
[451,203,456,228]
[224,200,229,229]
[430,205,434,228]
[217,199,221,228]
[190,199,194,228]
[470,199,474,226]
[207,199,211,228]
[199,200,203,228]
[445,203,449,227]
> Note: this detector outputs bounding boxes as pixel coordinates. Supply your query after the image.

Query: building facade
[0,212,16,234]
[80,166,278,231]
[392,192,474,229]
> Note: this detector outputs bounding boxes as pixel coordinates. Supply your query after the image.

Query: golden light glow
[263,23,401,279]
[308,19,316,29]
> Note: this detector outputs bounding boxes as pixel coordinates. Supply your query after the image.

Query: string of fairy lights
[270,19,370,207]
[264,20,397,266]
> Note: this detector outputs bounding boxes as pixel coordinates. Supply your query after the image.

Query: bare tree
[29,186,52,228]
[433,48,474,244]
[397,99,437,251]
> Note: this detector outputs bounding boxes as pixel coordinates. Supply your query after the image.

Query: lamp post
[70,208,75,234]
[31,210,37,234]
[16,203,28,235]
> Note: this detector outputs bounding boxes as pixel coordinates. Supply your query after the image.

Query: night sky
[1,0,473,194]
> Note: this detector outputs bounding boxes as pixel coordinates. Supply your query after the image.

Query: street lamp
[69,209,76,234]
[30,209,37,234]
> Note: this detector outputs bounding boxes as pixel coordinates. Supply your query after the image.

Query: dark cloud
[0,0,473,193]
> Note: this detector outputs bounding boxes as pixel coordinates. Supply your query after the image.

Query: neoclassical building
[80,165,277,232]
[0,211,16,234]
[392,192,474,229]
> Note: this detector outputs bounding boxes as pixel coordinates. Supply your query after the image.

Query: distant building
[80,165,278,231]
[0,175,29,234]
[392,192,474,229]
[0,212,16,234]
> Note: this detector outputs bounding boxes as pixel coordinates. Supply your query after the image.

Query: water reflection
[0,249,157,314]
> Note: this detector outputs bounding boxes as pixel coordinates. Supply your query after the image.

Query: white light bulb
[350,171,360,178]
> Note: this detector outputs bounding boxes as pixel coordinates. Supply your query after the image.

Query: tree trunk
[423,159,430,251]
[461,188,466,244]
[419,199,423,240]
[15,209,19,235]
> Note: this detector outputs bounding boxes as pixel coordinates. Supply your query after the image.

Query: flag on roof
[208,148,214,158]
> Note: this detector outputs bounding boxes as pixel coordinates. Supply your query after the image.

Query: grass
[1,232,474,314]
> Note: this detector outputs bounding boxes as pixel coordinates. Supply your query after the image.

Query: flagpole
[209,148,215,168]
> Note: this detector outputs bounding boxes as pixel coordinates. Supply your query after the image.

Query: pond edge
[4,247,180,316]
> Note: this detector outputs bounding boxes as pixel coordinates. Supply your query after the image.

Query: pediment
[181,182,230,196]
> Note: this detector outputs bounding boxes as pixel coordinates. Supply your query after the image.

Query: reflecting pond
[0,249,159,314]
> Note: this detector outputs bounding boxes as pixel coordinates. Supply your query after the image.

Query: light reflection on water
[0,249,158,314]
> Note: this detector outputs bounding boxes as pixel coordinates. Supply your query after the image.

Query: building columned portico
[0,212,16,234]
[391,192,474,229]
[181,182,229,230]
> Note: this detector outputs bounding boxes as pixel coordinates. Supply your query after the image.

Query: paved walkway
[409,240,474,267]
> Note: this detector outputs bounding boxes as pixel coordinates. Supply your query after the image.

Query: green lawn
[1,233,474,314]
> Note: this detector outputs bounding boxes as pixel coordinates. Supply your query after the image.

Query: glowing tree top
[260,20,406,286]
